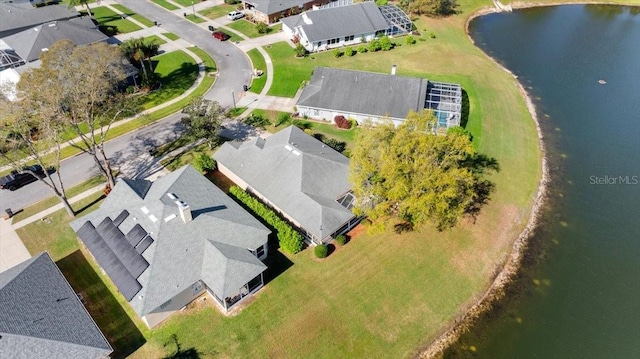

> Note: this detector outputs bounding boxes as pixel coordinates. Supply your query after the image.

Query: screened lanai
[380,4,412,36]
[0,49,25,70]
[425,81,463,129]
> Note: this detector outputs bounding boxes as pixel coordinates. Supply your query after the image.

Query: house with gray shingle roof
[241,0,332,24]
[0,2,79,38]
[214,126,359,245]
[2,16,107,63]
[70,165,271,328]
[0,252,112,359]
[296,66,463,129]
[281,2,411,52]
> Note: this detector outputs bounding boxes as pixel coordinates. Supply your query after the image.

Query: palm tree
[120,38,159,87]
[67,0,93,16]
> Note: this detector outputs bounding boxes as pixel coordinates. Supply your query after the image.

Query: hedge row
[229,186,304,254]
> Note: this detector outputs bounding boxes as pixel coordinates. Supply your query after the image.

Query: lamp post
[191,0,195,15]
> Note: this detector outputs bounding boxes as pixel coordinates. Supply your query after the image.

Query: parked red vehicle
[212,31,230,41]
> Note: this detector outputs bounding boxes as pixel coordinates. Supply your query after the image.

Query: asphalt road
[0,0,252,211]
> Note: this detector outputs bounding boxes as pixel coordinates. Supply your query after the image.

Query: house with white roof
[214,126,359,245]
[281,2,412,52]
[70,165,271,328]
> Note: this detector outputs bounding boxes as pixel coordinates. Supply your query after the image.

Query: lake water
[456,5,640,358]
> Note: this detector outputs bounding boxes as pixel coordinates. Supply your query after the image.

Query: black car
[0,165,46,191]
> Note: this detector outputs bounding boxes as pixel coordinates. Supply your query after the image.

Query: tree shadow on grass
[74,194,106,215]
[56,250,145,359]
[163,334,214,359]
[262,236,294,284]
[460,89,471,129]
[139,62,199,109]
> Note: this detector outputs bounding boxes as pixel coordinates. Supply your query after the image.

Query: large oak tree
[349,111,497,231]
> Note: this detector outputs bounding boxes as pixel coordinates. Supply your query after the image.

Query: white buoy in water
[598,79,606,85]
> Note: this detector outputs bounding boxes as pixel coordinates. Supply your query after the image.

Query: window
[327,38,340,45]
[345,35,355,42]
[317,41,322,48]
[256,244,265,258]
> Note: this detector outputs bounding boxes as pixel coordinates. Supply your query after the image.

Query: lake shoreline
[415,2,635,357]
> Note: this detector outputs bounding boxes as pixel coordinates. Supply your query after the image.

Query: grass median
[247,49,267,94]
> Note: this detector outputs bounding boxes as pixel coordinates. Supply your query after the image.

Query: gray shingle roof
[297,66,429,121]
[3,16,107,63]
[214,126,355,241]
[245,0,309,16]
[0,252,112,359]
[281,1,389,43]
[70,165,270,316]
[0,3,79,37]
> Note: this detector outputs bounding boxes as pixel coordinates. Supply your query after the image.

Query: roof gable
[0,252,112,359]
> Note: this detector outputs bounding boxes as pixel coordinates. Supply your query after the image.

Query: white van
[228,11,244,20]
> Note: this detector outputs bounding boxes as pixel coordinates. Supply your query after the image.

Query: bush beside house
[230,186,304,254]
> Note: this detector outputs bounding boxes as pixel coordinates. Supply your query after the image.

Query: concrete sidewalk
[0,217,30,273]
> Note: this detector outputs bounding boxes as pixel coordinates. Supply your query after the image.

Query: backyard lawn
[247,49,267,94]
[198,4,236,19]
[91,6,142,34]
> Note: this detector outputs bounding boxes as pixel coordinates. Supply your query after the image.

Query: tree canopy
[180,97,225,149]
[349,111,497,231]
[16,40,131,189]
[400,0,457,17]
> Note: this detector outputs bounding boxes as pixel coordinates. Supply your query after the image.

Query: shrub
[276,112,291,126]
[323,138,346,153]
[332,48,342,58]
[256,22,268,34]
[192,153,216,173]
[368,39,381,52]
[314,245,328,258]
[357,45,367,53]
[224,0,240,4]
[294,43,306,57]
[244,113,270,128]
[429,32,436,39]
[406,35,416,45]
[345,47,355,57]
[335,234,347,245]
[349,119,358,129]
[229,186,304,254]
[380,36,392,51]
[334,115,350,129]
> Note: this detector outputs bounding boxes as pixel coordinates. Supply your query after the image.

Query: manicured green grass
[17,192,104,260]
[247,49,267,94]
[161,142,213,171]
[110,4,155,27]
[185,14,206,23]
[91,6,142,34]
[186,46,217,72]
[172,0,198,7]
[162,32,180,41]
[139,50,198,110]
[265,42,315,97]
[226,20,281,38]
[150,0,179,10]
[198,4,235,19]
[142,35,167,45]
[226,107,248,118]
[11,176,106,223]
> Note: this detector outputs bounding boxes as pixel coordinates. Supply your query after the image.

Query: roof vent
[164,214,177,222]
[167,193,178,200]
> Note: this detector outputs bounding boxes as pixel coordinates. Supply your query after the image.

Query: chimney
[391,64,397,75]
[176,200,192,223]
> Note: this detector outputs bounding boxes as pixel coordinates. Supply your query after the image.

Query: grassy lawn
[172,0,198,7]
[11,176,106,223]
[91,6,142,34]
[247,49,267,94]
[162,32,180,41]
[185,14,206,23]
[150,0,179,10]
[265,42,315,97]
[160,142,214,171]
[226,20,281,38]
[142,35,167,46]
[250,109,357,144]
[138,50,198,110]
[186,46,217,72]
[198,4,236,19]
[110,4,155,27]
